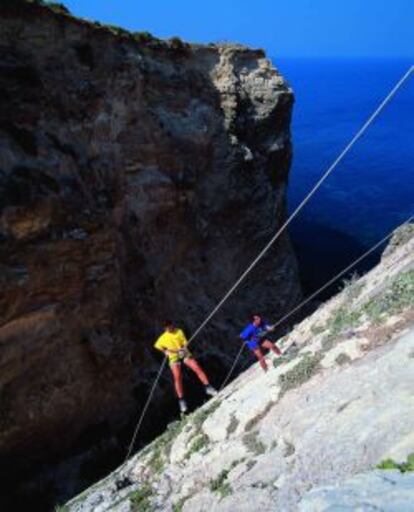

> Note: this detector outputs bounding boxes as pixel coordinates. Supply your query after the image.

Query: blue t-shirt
[240,321,270,343]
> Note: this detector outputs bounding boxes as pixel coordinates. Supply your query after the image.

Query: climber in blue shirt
[240,314,282,372]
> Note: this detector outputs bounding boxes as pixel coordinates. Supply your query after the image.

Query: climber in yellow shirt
[154,320,217,413]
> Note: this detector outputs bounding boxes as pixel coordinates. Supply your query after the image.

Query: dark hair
[252,314,261,321]
[164,319,174,327]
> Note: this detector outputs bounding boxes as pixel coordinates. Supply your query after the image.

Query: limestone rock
[299,470,414,511]
[66,228,414,511]
[381,221,414,259]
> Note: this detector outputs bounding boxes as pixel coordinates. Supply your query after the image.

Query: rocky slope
[66,223,414,511]
[0,0,301,506]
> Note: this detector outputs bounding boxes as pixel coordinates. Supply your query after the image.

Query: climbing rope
[124,64,413,461]
[219,212,414,390]
[125,358,167,460]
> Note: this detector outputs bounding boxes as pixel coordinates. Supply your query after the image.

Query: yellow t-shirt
[154,328,190,363]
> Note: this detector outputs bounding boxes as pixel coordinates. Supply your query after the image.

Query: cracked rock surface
[66,227,414,510]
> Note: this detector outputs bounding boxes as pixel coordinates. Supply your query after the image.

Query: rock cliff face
[67,223,414,511]
[0,0,301,506]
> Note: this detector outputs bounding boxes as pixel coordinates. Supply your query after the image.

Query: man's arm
[154,338,173,356]
[240,325,253,341]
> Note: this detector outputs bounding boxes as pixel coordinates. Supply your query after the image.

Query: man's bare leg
[184,358,217,396]
[183,357,209,385]
[253,348,268,372]
[262,339,282,356]
[171,362,184,397]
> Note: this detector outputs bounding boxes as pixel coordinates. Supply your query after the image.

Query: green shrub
[25,0,70,14]
[169,36,188,49]
[104,24,130,37]
[209,469,233,498]
[326,306,361,336]
[364,270,414,322]
[130,483,153,511]
[44,1,70,14]
[185,433,209,458]
[147,447,164,473]
[377,453,414,473]
[133,31,154,43]
[172,499,185,512]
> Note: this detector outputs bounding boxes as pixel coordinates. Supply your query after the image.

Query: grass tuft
[192,400,221,430]
[283,441,295,457]
[335,352,352,366]
[341,272,363,300]
[130,483,153,511]
[310,323,325,336]
[132,31,155,42]
[226,414,239,436]
[209,469,233,499]
[363,270,414,323]
[146,419,187,473]
[326,306,361,336]
[244,401,275,432]
[242,431,266,455]
[279,353,322,396]
[185,433,209,459]
[169,36,189,49]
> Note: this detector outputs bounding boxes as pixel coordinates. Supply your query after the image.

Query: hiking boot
[205,385,218,397]
[178,399,188,414]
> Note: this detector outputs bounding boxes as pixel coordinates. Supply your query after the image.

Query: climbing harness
[124,65,413,462]
[177,348,189,360]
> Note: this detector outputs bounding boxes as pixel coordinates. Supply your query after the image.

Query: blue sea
[273,58,414,292]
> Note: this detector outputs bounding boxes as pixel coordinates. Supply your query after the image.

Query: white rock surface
[66,228,414,511]
[299,470,414,511]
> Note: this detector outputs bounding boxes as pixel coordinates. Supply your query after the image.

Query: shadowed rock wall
[0,1,301,507]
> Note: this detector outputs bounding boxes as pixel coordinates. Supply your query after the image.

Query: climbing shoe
[205,385,218,397]
[179,399,188,414]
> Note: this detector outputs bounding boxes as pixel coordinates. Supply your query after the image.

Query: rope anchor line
[124,64,413,462]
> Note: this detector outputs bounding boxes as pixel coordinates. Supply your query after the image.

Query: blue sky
[63,0,414,58]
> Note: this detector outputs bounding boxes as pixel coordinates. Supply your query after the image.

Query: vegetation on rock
[209,468,233,498]
[279,352,323,395]
[185,432,209,458]
[377,453,414,473]
[242,431,266,455]
[364,270,414,322]
[335,352,352,366]
[130,483,154,511]
[24,0,71,14]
